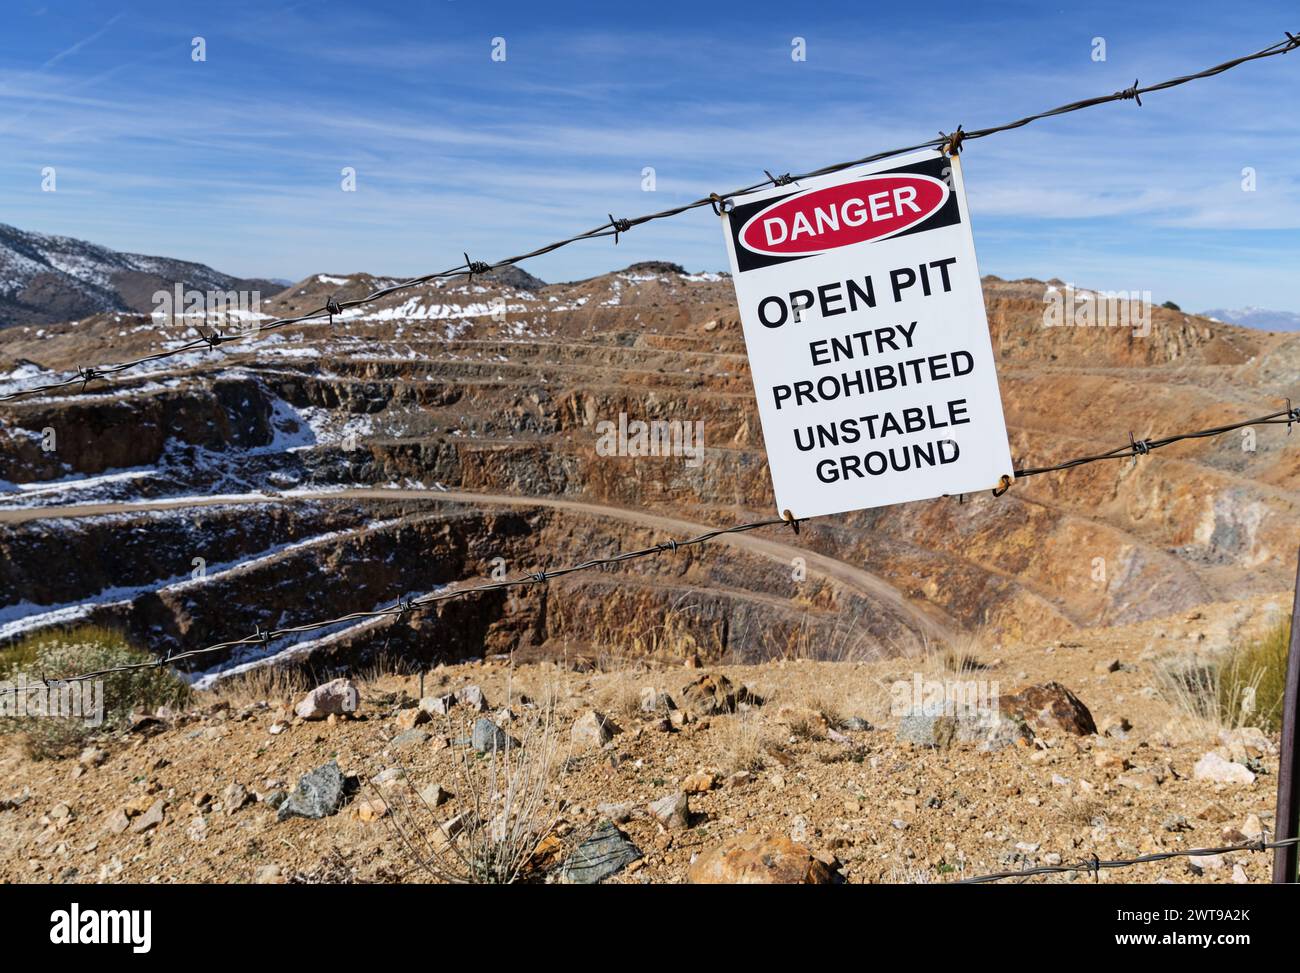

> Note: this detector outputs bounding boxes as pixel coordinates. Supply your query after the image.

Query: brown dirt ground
[0,593,1290,885]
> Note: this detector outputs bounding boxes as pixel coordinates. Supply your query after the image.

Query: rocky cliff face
[2,264,1297,675]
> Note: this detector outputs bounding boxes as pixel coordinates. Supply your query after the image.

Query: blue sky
[1,0,1296,311]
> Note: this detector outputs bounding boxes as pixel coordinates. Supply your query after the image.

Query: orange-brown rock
[680,673,760,717]
[1000,682,1096,736]
[687,833,835,884]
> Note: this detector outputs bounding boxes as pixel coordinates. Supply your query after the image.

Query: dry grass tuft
[719,708,774,775]
[1218,617,1290,732]
[375,672,568,884]
[1155,616,1291,739]
[207,664,309,709]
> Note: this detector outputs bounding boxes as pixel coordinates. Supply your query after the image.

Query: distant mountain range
[6,220,1297,336]
[0,222,284,329]
[1200,306,1300,332]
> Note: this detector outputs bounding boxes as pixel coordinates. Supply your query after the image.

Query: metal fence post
[1273,547,1300,883]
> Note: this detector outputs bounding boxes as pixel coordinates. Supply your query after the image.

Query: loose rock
[420,693,456,716]
[255,864,286,884]
[357,798,389,822]
[680,673,761,717]
[681,771,715,794]
[647,792,691,830]
[571,710,620,749]
[455,685,489,712]
[294,679,360,720]
[78,747,108,768]
[222,782,253,815]
[130,799,165,833]
[277,761,347,821]
[417,783,452,808]
[639,689,676,715]
[103,809,131,835]
[999,682,1096,736]
[560,821,643,883]
[472,718,519,753]
[395,707,430,731]
[390,729,431,750]
[1193,752,1255,786]
[896,707,1032,751]
[688,832,835,884]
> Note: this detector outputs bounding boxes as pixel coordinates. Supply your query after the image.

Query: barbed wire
[1,31,1296,405]
[990,402,1300,494]
[955,835,1300,884]
[2,399,1296,696]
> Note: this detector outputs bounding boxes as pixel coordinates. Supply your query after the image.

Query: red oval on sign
[738,174,949,256]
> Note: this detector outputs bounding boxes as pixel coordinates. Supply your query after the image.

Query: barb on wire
[0,398,1294,697]
[956,836,1299,884]
[2,31,1297,404]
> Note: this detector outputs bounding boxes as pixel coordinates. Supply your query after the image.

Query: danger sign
[720,148,1013,520]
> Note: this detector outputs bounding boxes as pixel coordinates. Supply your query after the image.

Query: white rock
[420,693,456,716]
[417,783,452,807]
[255,864,286,884]
[1193,751,1255,785]
[647,792,690,830]
[371,768,405,789]
[78,747,108,768]
[454,685,488,712]
[571,710,618,749]
[294,678,359,720]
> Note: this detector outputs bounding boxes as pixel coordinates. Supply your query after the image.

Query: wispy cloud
[0,0,1296,312]
[41,10,124,69]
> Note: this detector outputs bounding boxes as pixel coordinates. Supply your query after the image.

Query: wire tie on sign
[764,169,796,187]
[463,253,492,281]
[782,509,800,535]
[708,193,735,216]
[608,214,632,244]
[1116,79,1143,106]
[939,125,965,157]
[1129,431,1151,457]
[991,473,1013,497]
[325,296,343,325]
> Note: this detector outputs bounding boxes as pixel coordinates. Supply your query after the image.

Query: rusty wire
[955,835,1300,884]
[1004,403,1300,482]
[1,31,1297,404]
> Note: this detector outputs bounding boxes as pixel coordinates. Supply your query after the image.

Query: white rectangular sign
[720,148,1013,519]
